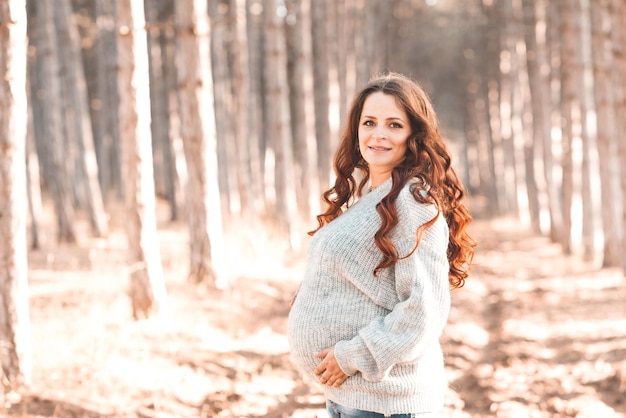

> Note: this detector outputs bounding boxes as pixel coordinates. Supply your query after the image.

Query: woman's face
[358,92,411,176]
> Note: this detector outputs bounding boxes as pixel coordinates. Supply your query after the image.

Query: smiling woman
[358,92,412,189]
[288,72,476,418]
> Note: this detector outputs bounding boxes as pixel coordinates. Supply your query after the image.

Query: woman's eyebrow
[360,115,406,121]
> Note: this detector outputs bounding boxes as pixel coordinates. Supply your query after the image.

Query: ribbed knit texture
[287,178,451,415]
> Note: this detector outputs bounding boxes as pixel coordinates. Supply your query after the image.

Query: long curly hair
[310,72,475,289]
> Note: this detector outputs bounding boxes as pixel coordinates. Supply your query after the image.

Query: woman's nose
[371,128,386,140]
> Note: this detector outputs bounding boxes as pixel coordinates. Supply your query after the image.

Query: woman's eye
[363,120,375,127]
[390,122,403,129]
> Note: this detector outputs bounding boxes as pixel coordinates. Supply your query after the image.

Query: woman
[288,72,475,417]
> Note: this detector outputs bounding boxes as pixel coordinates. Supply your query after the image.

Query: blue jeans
[326,400,437,418]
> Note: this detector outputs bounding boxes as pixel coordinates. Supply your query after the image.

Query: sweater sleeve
[333,191,451,382]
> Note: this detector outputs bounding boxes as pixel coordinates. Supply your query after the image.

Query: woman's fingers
[314,346,349,386]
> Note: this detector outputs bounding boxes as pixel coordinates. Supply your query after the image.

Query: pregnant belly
[287,301,332,376]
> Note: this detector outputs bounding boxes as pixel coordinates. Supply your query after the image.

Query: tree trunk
[208,1,235,219]
[577,0,598,261]
[589,0,621,267]
[0,0,32,387]
[545,0,564,243]
[54,0,108,237]
[175,0,226,288]
[482,2,503,215]
[145,0,178,221]
[559,0,578,254]
[352,0,369,89]
[611,0,626,275]
[95,0,122,201]
[117,0,168,318]
[26,85,42,250]
[311,0,331,191]
[37,0,77,243]
[334,1,349,128]
[159,0,183,221]
[245,0,265,215]
[499,0,519,215]
[363,0,382,76]
[286,0,319,218]
[229,0,257,221]
[522,0,552,234]
[264,0,299,249]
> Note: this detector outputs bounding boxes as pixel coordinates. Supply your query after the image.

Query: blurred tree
[209,0,236,218]
[311,0,331,192]
[175,0,226,287]
[0,0,32,388]
[37,0,77,243]
[526,0,562,242]
[145,0,179,221]
[589,0,621,267]
[286,0,319,219]
[512,0,540,232]
[573,0,595,261]
[54,0,108,237]
[264,0,299,249]
[472,0,502,215]
[229,0,258,222]
[25,100,42,250]
[245,0,266,215]
[558,0,578,253]
[94,0,122,200]
[614,0,626,276]
[117,0,168,318]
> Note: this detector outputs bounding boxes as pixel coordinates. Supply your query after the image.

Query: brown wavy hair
[309,72,476,289]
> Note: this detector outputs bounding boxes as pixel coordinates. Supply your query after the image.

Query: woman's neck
[370,173,391,190]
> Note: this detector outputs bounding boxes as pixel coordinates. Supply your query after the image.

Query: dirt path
[443,218,626,418]
[3,216,626,417]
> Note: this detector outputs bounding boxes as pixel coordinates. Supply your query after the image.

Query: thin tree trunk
[0,0,32,387]
[230,0,256,221]
[38,0,76,243]
[559,0,577,254]
[311,0,331,191]
[26,83,42,250]
[506,0,535,228]
[264,0,299,248]
[55,0,108,237]
[95,0,122,201]
[483,2,503,215]
[286,0,319,218]
[499,0,518,215]
[577,0,598,261]
[545,0,564,244]
[245,0,265,214]
[589,0,621,267]
[352,0,368,89]
[611,0,626,275]
[175,0,226,288]
[158,0,182,221]
[117,0,168,318]
[208,1,235,218]
[522,0,552,234]
[335,1,349,129]
[145,0,177,221]
[363,0,382,76]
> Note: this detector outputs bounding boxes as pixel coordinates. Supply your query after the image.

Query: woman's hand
[289,284,301,308]
[314,347,349,387]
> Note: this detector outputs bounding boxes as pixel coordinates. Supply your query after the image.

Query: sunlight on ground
[6,206,625,417]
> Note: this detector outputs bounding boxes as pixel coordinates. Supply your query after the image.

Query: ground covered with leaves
[2,206,626,417]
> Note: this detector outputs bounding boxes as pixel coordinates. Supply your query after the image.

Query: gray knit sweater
[287,178,451,415]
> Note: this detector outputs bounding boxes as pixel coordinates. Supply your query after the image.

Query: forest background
[1,0,625,417]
